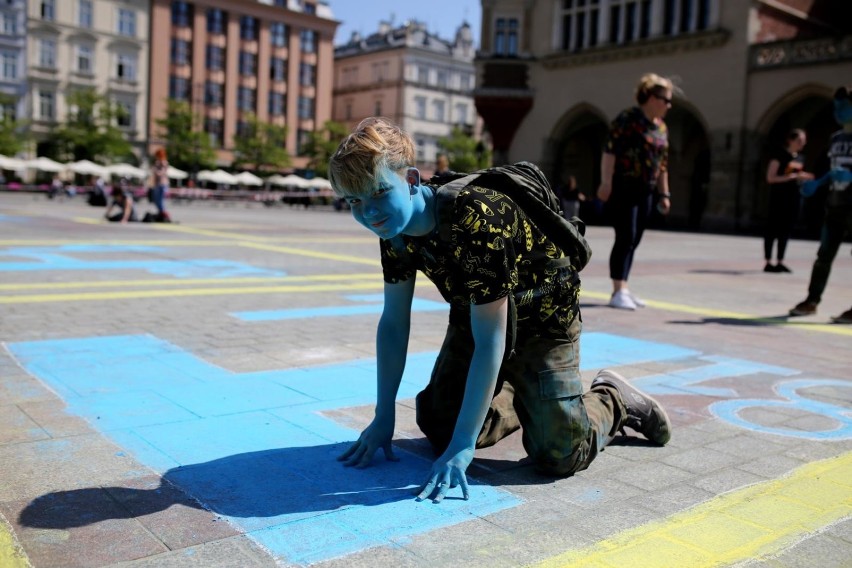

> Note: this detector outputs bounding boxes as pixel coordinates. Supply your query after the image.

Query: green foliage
[0,93,27,157]
[154,99,217,172]
[52,89,134,163]
[437,127,492,172]
[300,120,348,178]
[231,113,290,172]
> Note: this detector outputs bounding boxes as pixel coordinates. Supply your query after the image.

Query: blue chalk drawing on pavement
[0,245,284,278]
[232,293,447,321]
[711,379,852,440]
[10,332,850,563]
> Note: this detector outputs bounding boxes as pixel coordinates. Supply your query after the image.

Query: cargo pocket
[534,366,591,476]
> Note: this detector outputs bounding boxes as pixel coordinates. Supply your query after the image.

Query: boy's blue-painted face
[344,166,415,239]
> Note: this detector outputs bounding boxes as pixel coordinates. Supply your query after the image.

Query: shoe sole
[831,317,852,324]
[592,369,671,445]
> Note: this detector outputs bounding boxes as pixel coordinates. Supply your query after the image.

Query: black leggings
[608,188,654,281]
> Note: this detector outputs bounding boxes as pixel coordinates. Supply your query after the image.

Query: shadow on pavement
[18,443,425,529]
[666,314,844,327]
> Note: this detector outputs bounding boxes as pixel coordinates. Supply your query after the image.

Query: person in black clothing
[104,180,137,223]
[763,129,814,273]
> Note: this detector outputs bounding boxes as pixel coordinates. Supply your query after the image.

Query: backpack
[431,161,592,270]
[429,161,592,358]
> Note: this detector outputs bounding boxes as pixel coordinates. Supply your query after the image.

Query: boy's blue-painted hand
[337,414,399,468]
[415,444,474,503]
[829,168,852,183]
[800,178,821,197]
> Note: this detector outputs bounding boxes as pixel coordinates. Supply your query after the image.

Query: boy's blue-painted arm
[801,168,852,197]
[338,278,415,468]
[417,295,508,503]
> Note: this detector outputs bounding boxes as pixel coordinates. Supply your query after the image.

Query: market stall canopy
[24,157,66,173]
[67,160,110,178]
[234,171,263,186]
[197,169,238,185]
[308,176,333,190]
[0,155,26,170]
[167,165,188,179]
[106,163,147,179]
[267,173,310,188]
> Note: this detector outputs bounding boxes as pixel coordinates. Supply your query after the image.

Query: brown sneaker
[591,370,671,445]
[831,308,852,324]
[789,300,818,316]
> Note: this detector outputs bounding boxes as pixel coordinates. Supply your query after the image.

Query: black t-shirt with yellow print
[380,184,580,338]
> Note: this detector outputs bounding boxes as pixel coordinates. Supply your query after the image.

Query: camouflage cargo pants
[415,316,627,476]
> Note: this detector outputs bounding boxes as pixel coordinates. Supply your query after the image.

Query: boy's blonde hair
[328,117,415,197]
[635,73,675,104]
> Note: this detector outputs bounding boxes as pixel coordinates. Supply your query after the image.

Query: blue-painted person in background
[328,117,672,503]
[790,86,852,323]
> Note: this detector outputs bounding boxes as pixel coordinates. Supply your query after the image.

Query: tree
[52,89,134,163]
[231,113,290,172]
[300,120,348,178]
[0,93,27,157]
[438,127,492,172]
[154,99,216,173]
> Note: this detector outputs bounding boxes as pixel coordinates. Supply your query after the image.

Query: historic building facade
[0,0,27,129]
[148,0,337,168]
[474,0,852,232]
[27,0,150,157]
[333,20,478,174]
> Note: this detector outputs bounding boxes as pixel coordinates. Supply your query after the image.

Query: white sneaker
[609,290,637,310]
[628,292,646,308]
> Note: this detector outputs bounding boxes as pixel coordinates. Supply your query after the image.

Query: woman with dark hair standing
[763,129,814,273]
[597,73,673,310]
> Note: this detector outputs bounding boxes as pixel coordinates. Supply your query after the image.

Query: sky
[327,0,481,46]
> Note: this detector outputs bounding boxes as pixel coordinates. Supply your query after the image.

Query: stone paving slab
[0,194,850,567]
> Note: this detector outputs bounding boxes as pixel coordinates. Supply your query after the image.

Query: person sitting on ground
[328,117,672,503]
[104,180,137,224]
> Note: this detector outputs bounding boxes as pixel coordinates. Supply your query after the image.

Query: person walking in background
[150,148,171,221]
[597,73,673,310]
[556,174,585,220]
[763,129,814,273]
[789,86,852,323]
[434,154,451,177]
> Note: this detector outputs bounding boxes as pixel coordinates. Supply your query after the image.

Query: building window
[76,45,93,74]
[561,0,600,52]
[299,62,315,87]
[240,16,257,41]
[1,50,16,79]
[0,99,16,122]
[115,53,137,81]
[117,8,136,36]
[299,29,316,53]
[41,0,54,21]
[297,129,310,155]
[171,39,190,66]
[205,80,224,106]
[207,8,226,34]
[417,65,429,84]
[303,2,316,15]
[172,1,192,27]
[341,66,357,86]
[239,51,257,76]
[454,103,468,125]
[38,90,55,120]
[237,86,256,111]
[371,61,389,82]
[345,101,351,120]
[115,99,133,128]
[494,17,518,56]
[298,96,314,119]
[460,73,472,91]
[436,70,448,89]
[270,57,286,82]
[432,100,445,122]
[373,100,381,116]
[415,96,426,119]
[270,22,287,47]
[2,12,16,35]
[268,91,285,116]
[206,45,224,71]
[204,117,223,147]
[39,39,55,68]
[78,0,92,28]
[169,75,189,100]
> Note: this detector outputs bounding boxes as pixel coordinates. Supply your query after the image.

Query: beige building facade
[474,0,852,232]
[148,0,337,168]
[333,21,478,174]
[27,0,150,157]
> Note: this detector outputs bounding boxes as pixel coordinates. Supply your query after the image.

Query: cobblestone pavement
[1,193,850,568]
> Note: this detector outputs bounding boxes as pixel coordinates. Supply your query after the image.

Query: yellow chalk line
[0,513,28,568]
[0,273,379,292]
[534,452,852,568]
[580,290,852,337]
[0,281,385,304]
